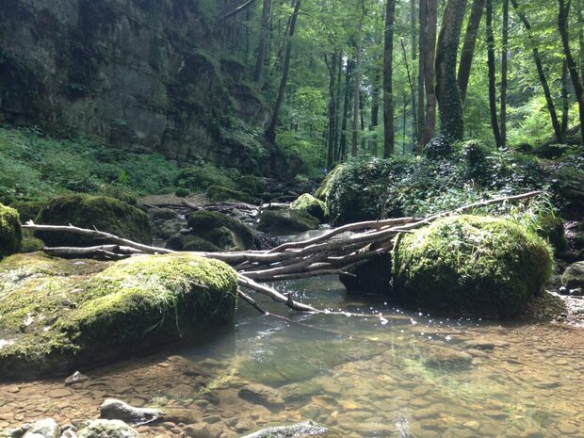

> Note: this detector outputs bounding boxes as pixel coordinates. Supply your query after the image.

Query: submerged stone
[393,215,553,318]
[35,195,151,246]
[77,420,139,438]
[0,203,22,259]
[240,422,329,438]
[0,252,237,380]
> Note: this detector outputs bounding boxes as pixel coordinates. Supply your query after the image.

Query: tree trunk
[352,33,363,156]
[562,60,570,138]
[254,0,272,83]
[435,0,467,143]
[416,0,427,153]
[383,0,397,157]
[410,0,418,146]
[265,0,302,143]
[511,0,564,143]
[326,52,338,169]
[486,0,502,146]
[457,0,486,104]
[578,0,584,85]
[335,52,343,158]
[559,0,584,144]
[422,0,438,146]
[339,60,353,162]
[500,0,509,147]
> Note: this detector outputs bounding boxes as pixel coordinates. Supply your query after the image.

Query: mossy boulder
[166,234,221,252]
[315,165,344,201]
[562,261,584,290]
[8,199,48,223]
[0,252,238,380]
[393,215,553,318]
[258,209,320,233]
[187,211,255,250]
[291,194,327,223]
[0,203,22,259]
[35,195,152,246]
[238,175,267,197]
[536,214,568,253]
[206,185,256,204]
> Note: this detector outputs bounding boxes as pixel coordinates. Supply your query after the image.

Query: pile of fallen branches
[23,191,542,314]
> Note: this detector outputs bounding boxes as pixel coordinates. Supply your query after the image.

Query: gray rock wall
[0,0,280,173]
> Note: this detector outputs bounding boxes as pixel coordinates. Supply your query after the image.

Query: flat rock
[239,384,284,408]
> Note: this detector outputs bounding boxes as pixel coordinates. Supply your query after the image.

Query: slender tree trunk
[422,0,438,146]
[417,0,428,153]
[486,0,502,146]
[578,0,584,85]
[326,53,338,168]
[559,0,584,144]
[352,8,364,158]
[335,52,343,158]
[511,0,564,143]
[401,38,416,151]
[458,0,486,104]
[253,0,272,83]
[410,0,418,146]
[265,0,302,143]
[500,0,509,147]
[435,0,467,142]
[562,60,570,138]
[339,60,353,161]
[383,0,397,157]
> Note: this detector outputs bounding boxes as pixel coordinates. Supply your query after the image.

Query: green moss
[19,237,45,253]
[291,194,327,223]
[258,209,320,233]
[562,261,584,290]
[536,214,568,253]
[97,184,138,205]
[315,165,344,200]
[206,185,256,204]
[166,234,221,252]
[0,253,237,379]
[175,165,237,192]
[0,203,22,259]
[237,175,267,197]
[8,199,48,223]
[35,195,152,246]
[187,211,255,250]
[392,215,553,318]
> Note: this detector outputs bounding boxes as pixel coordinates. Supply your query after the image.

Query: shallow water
[1,275,584,438]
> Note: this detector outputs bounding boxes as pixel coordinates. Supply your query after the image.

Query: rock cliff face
[0,0,286,174]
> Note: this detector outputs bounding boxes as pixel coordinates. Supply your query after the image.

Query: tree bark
[435,0,467,143]
[265,0,302,143]
[424,0,438,145]
[486,0,502,146]
[500,0,509,147]
[325,52,338,168]
[339,59,353,161]
[511,0,564,143]
[562,60,570,139]
[371,71,381,155]
[410,0,418,146]
[253,0,272,83]
[383,0,397,157]
[352,6,364,158]
[457,0,486,104]
[558,0,584,144]
[416,0,427,153]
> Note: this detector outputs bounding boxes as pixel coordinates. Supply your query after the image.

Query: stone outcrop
[0,0,288,175]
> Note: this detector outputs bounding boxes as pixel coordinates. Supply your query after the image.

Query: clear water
[1,275,584,438]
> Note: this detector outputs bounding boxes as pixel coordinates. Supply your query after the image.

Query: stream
[1,232,583,438]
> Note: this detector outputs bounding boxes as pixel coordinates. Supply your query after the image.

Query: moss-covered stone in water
[536,214,568,253]
[258,209,320,233]
[187,211,255,250]
[0,252,237,380]
[291,194,327,223]
[206,185,256,204]
[35,195,152,246]
[238,175,267,197]
[392,215,553,318]
[562,261,584,290]
[315,165,344,201]
[166,233,221,252]
[0,203,22,259]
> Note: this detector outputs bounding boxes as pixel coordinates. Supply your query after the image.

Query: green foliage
[0,127,178,203]
[175,164,238,192]
[393,215,553,318]
[175,188,190,198]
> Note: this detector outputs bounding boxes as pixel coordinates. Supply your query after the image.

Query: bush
[393,215,553,318]
[175,188,190,198]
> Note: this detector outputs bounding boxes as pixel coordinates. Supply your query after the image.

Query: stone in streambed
[240,422,331,438]
[239,384,284,409]
[258,209,319,233]
[77,420,139,438]
[21,419,59,438]
[0,253,237,380]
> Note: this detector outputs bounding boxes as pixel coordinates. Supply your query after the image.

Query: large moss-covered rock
[536,214,568,253]
[166,234,221,252]
[258,209,320,233]
[393,215,553,318]
[35,195,152,246]
[8,199,48,223]
[187,211,255,250]
[0,203,22,259]
[291,194,327,223]
[562,261,584,290]
[315,165,344,200]
[0,252,237,380]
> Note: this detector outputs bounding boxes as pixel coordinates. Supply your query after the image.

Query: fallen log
[22,190,543,314]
